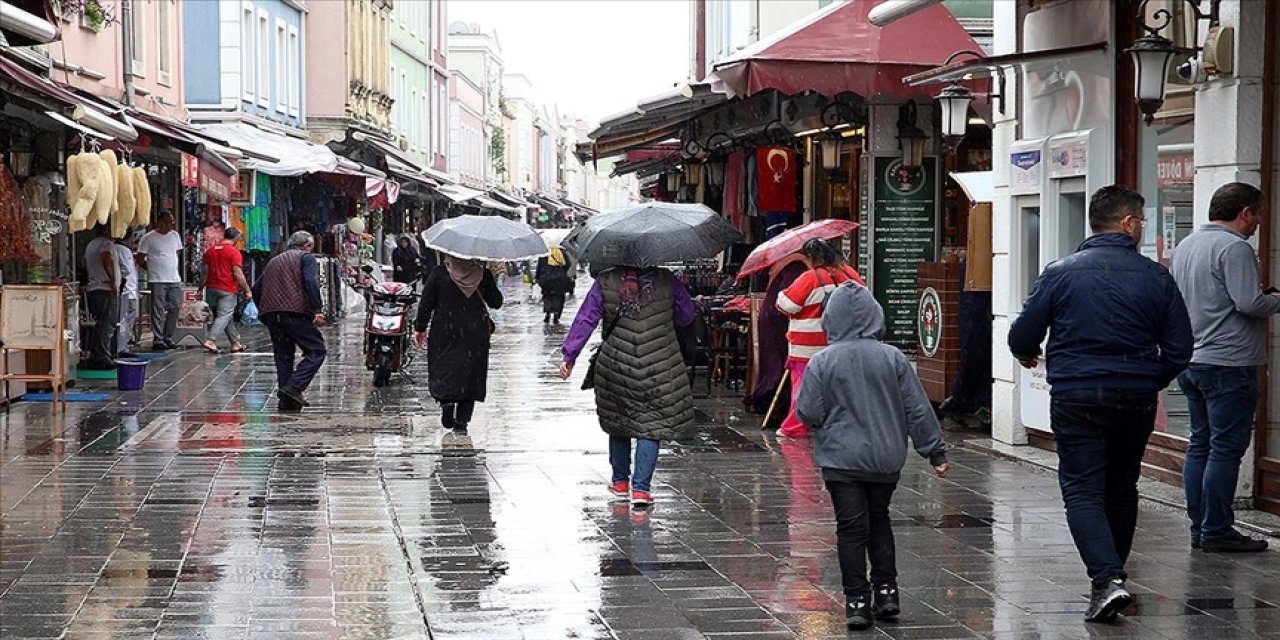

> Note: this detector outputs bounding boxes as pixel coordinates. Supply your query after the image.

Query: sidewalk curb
[959,437,1280,542]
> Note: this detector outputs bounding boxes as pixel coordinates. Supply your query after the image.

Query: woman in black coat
[413,256,503,431]
[535,247,574,324]
[391,235,422,285]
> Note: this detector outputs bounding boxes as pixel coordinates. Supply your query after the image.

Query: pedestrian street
[3,283,1280,640]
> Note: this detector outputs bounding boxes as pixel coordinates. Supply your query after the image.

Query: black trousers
[825,478,898,600]
[1051,388,1156,588]
[441,401,475,428]
[86,290,119,368]
[542,292,567,317]
[261,312,327,393]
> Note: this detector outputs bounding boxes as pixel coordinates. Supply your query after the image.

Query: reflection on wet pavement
[3,283,1280,639]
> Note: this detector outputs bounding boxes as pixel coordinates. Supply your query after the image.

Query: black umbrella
[562,203,741,268]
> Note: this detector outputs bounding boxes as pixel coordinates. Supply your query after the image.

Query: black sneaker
[872,584,901,619]
[846,599,872,630]
[1084,579,1132,624]
[277,387,310,407]
[151,342,173,351]
[1201,530,1269,553]
[278,397,303,413]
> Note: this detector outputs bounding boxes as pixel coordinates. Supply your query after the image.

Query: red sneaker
[609,480,630,497]
[631,490,653,507]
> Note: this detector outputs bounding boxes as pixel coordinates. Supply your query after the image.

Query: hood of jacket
[822,282,884,343]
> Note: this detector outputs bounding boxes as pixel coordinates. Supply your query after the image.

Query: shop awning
[0,1,59,46]
[200,122,340,176]
[0,53,137,140]
[472,195,521,216]
[433,183,486,203]
[488,189,537,211]
[351,130,425,172]
[708,0,984,99]
[950,171,993,204]
[583,83,726,162]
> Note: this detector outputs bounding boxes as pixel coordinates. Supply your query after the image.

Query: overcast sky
[448,0,690,125]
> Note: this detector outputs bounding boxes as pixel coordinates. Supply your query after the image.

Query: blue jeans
[609,437,659,492]
[1178,365,1259,541]
[1050,388,1156,588]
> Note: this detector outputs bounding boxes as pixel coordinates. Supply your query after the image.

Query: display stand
[1,285,68,411]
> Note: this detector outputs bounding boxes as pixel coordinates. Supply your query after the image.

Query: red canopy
[710,0,984,99]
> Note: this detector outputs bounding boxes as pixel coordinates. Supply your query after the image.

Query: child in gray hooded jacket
[795,282,949,631]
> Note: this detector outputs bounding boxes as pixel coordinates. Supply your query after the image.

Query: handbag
[581,312,623,391]
[483,310,496,335]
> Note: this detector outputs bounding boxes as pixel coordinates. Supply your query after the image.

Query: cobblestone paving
[3,282,1280,639]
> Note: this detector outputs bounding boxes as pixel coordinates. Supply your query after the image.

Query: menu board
[872,157,939,349]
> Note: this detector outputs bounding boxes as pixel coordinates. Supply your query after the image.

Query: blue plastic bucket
[115,359,148,391]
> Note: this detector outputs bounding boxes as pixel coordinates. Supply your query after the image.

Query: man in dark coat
[1009,185,1193,624]
[413,256,503,432]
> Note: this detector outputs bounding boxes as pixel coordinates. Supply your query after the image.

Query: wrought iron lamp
[934,83,975,151]
[1125,0,1218,125]
[896,102,927,171]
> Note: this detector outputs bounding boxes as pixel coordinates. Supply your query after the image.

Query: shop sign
[198,159,232,202]
[230,170,256,205]
[872,156,938,349]
[1009,149,1042,195]
[917,287,942,358]
[177,287,210,330]
[1019,363,1051,431]
[1157,152,1194,187]
[180,152,199,188]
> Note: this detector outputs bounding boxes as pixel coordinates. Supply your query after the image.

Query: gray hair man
[256,230,326,411]
[1172,182,1280,554]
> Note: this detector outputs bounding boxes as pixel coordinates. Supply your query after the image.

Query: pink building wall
[303,0,346,119]
[53,1,185,120]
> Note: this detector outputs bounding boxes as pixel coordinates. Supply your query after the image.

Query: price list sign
[872,156,938,348]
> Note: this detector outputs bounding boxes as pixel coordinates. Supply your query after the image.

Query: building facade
[389,0,432,166]
[184,0,304,130]
[503,73,537,192]
[305,0,393,143]
[448,23,505,187]
[54,0,186,120]
[986,0,1279,512]
[448,70,486,188]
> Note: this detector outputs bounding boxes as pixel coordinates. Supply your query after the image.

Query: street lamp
[1124,0,1217,125]
[664,171,680,192]
[705,158,726,187]
[819,137,841,171]
[8,149,34,179]
[934,83,974,150]
[896,102,927,171]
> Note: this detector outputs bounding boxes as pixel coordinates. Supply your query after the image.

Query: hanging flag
[756,147,797,213]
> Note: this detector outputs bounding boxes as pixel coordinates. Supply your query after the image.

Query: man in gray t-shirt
[1171,182,1280,554]
[83,224,120,370]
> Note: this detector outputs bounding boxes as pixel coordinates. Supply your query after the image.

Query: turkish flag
[756,147,797,213]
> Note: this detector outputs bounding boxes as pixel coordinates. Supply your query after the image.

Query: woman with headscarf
[536,247,575,324]
[559,266,696,508]
[392,235,422,285]
[413,255,503,432]
[775,238,865,438]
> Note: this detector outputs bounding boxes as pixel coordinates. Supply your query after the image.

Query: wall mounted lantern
[706,158,726,187]
[819,138,841,171]
[896,101,927,171]
[8,149,34,178]
[935,83,974,151]
[664,171,680,192]
[1125,0,1218,125]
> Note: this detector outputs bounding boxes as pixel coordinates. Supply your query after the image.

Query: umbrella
[421,215,548,262]
[736,219,860,280]
[562,203,741,268]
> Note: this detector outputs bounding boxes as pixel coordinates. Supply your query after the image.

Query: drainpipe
[121,0,134,107]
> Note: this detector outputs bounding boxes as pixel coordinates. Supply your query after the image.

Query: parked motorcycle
[356,267,419,387]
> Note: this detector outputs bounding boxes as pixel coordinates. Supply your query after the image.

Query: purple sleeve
[562,282,604,363]
[672,278,696,327]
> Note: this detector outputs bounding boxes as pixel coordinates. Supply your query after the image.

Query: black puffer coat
[415,266,503,402]
[593,269,694,441]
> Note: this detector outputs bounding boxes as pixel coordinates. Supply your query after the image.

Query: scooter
[356,267,419,387]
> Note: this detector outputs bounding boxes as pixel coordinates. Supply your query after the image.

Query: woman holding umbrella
[776,238,864,438]
[557,203,740,508]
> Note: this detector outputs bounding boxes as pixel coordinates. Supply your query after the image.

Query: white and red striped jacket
[777,266,866,361]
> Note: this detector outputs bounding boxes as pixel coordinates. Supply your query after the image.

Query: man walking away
[1171,182,1280,553]
[256,231,326,412]
[1009,185,1192,624]
[83,224,120,370]
[138,211,184,350]
[201,227,252,354]
[113,235,139,358]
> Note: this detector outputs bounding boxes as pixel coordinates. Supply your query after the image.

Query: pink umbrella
[736,219,860,280]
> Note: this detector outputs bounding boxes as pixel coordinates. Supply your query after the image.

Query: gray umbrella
[421,215,548,261]
[562,203,741,268]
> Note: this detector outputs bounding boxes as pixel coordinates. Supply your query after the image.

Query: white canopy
[199,122,340,176]
[950,171,994,204]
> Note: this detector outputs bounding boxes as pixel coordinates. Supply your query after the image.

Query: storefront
[914,0,1278,511]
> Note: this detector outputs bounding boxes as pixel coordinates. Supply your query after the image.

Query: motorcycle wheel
[373,353,393,387]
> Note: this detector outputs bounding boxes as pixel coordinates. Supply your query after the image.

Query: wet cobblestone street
[4,282,1280,639]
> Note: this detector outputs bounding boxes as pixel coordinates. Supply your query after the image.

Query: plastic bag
[241,300,260,326]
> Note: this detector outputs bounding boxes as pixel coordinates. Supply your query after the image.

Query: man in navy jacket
[1009,185,1192,624]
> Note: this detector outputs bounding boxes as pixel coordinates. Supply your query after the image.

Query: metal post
[121,0,134,107]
